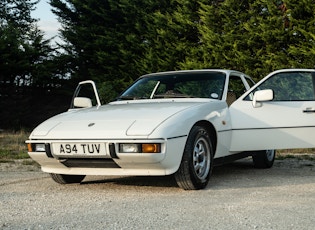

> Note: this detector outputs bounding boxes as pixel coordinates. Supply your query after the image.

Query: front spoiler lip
[28,152,172,176]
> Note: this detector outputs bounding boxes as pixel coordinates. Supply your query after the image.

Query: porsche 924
[26,69,315,190]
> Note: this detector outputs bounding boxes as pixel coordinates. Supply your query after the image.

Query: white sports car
[26,69,315,190]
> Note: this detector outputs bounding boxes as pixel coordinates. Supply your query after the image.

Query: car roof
[141,69,245,78]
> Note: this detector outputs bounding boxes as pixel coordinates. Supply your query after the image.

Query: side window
[245,77,255,88]
[246,72,315,101]
[227,75,247,106]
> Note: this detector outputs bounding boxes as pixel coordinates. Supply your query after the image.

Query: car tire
[252,150,276,168]
[175,126,214,190]
[50,173,86,184]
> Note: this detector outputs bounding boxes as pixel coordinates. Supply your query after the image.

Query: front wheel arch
[193,121,217,156]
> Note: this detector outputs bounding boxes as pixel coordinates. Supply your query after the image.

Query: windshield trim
[118,71,227,101]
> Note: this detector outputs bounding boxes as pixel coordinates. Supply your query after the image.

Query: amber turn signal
[142,144,161,153]
[27,143,33,152]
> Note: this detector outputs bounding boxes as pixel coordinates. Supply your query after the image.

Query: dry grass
[0,130,30,161]
[277,149,315,160]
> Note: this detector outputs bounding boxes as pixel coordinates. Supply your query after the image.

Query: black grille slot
[45,144,53,158]
[109,143,119,159]
[61,158,120,168]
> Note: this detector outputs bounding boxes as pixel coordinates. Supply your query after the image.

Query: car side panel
[229,100,315,151]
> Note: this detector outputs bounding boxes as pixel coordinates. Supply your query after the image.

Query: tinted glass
[245,72,315,101]
[118,72,226,100]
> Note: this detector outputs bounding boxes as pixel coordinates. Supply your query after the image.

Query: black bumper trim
[60,158,121,168]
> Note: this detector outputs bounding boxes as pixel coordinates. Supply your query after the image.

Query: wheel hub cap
[193,137,210,180]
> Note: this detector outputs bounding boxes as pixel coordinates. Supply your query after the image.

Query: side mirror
[70,80,101,109]
[73,97,92,108]
[252,89,273,108]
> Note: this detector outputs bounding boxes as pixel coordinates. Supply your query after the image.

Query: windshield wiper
[116,96,149,101]
[116,96,137,100]
[153,93,193,98]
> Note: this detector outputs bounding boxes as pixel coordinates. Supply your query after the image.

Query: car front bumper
[27,137,187,176]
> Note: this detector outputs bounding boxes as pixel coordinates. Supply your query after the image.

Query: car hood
[30,100,209,139]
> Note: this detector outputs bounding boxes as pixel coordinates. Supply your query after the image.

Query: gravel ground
[1,157,315,230]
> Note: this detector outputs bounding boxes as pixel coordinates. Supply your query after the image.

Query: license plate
[52,143,107,156]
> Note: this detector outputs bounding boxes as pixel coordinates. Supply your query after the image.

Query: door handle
[303,108,315,113]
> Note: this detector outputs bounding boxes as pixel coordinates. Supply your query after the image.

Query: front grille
[60,158,121,168]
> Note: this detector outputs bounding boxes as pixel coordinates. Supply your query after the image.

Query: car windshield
[117,72,226,100]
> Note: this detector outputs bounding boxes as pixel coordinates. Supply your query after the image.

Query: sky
[31,0,61,43]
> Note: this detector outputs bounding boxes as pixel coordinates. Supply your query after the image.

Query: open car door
[229,69,315,151]
[70,80,101,109]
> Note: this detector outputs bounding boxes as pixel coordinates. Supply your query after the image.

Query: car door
[70,80,101,109]
[229,69,315,151]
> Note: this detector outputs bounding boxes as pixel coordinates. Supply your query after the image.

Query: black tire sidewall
[183,126,214,189]
[253,150,276,168]
[50,173,85,184]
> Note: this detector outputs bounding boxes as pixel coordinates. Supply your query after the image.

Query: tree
[50,0,146,98]
[182,0,275,79]
[190,0,315,80]
[50,0,209,101]
[50,0,315,90]
[0,0,58,88]
[286,0,315,68]
[0,0,64,129]
[242,0,294,78]
[1,0,37,85]
[137,0,202,73]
